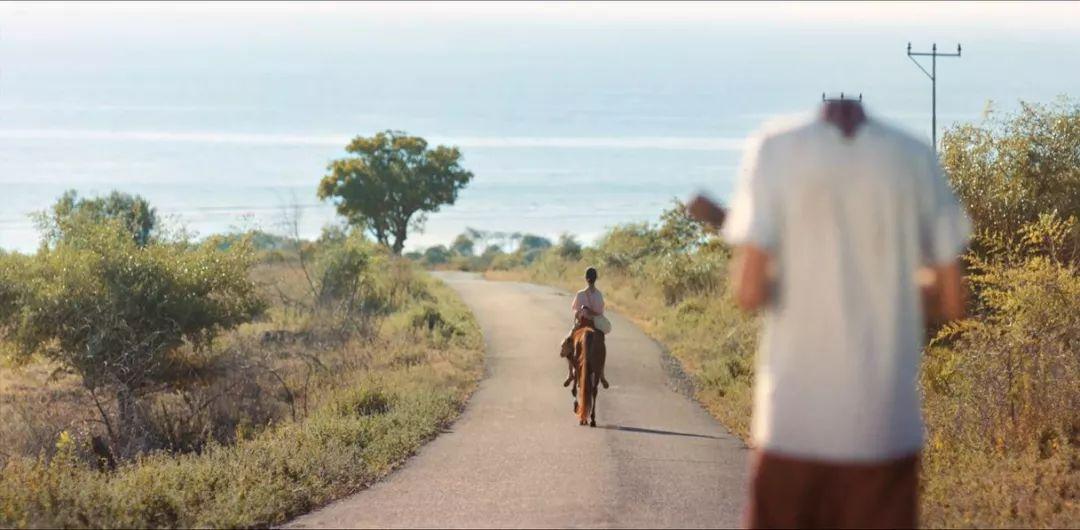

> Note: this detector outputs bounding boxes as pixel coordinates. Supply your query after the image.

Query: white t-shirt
[723,114,970,462]
[571,288,605,320]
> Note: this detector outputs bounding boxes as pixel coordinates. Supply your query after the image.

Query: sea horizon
[2,1,1078,253]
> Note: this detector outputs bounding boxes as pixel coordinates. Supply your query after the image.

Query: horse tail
[576,329,592,424]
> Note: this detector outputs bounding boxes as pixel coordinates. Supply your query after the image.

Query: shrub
[313,231,374,309]
[650,248,727,305]
[555,233,582,261]
[36,190,158,248]
[422,245,451,266]
[928,213,1080,454]
[941,97,1080,260]
[0,221,266,457]
[450,234,475,257]
[594,222,664,271]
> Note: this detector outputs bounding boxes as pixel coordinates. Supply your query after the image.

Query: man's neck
[821,100,867,138]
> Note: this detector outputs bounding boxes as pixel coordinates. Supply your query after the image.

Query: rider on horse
[560,267,610,389]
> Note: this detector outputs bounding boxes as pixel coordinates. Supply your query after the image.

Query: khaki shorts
[747,450,919,529]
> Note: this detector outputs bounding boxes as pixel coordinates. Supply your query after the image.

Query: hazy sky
[3,1,1078,46]
[1,1,1078,252]
[3,1,1078,28]
[4,1,1077,90]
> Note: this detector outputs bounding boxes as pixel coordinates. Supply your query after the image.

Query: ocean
[1,2,1078,253]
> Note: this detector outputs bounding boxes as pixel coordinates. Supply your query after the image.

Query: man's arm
[730,244,772,312]
[687,194,727,228]
[919,260,967,324]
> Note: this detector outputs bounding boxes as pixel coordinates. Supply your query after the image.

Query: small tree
[37,190,158,247]
[519,234,552,252]
[318,131,474,254]
[0,220,265,454]
[556,233,582,261]
[422,245,452,266]
[450,233,475,257]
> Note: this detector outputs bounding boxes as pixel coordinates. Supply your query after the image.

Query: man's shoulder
[754,113,821,145]
[866,118,934,155]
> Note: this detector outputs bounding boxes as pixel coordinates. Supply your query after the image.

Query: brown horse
[571,325,605,427]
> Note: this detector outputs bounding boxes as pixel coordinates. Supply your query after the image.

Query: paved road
[287,272,748,528]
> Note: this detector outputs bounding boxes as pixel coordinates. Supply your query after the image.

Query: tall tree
[318,131,474,254]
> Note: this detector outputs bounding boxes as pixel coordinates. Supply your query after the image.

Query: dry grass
[0,252,484,528]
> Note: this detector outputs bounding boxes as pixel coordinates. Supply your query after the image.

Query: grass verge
[0,272,484,529]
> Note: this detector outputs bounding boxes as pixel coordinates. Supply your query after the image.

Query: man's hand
[687,194,727,228]
[919,261,967,325]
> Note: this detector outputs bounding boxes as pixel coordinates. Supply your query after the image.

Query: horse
[571,324,605,427]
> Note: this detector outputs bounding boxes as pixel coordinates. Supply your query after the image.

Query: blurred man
[694,99,969,529]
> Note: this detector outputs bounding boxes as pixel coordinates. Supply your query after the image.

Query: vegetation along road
[288,271,748,528]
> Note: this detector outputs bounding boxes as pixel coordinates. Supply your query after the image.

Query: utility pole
[907,42,961,153]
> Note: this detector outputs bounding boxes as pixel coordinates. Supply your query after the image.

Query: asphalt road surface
[287,272,748,528]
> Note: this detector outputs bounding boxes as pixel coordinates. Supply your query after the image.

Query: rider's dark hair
[585,267,598,283]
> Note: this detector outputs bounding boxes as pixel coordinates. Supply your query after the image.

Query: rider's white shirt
[723,114,970,462]
[571,288,604,320]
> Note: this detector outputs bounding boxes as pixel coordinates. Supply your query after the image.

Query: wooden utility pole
[907,42,962,153]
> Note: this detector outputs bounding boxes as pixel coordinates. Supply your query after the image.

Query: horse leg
[590,373,598,427]
[570,356,578,399]
[598,334,609,389]
[563,356,575,387]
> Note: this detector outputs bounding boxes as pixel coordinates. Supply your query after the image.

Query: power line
[907,42,962,154]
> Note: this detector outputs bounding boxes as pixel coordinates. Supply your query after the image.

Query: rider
[559,267,609,389]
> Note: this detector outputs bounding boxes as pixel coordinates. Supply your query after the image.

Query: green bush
[0,220,266,457]
[421,245,451,266]
[928,213,1080,454]
[942,97,1080,259]
[555,234,583,261]
[36,189,158,248]
[313,231,374,309]
[593,222,663,271]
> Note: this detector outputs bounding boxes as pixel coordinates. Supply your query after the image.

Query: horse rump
[573,327,604,427]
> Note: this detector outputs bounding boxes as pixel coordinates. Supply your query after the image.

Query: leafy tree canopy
[318,131,474,254]
[451,233,475,257]
[36,190,158,248]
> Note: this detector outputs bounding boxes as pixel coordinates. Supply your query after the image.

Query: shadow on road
[600,424,722,440]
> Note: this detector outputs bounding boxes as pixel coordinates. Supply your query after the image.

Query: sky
[0,1,1078,252]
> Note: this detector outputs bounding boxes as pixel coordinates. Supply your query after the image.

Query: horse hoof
[590,420,596,427]
[579,420,587,426]
[601,379,610,389]
[563,377,573,387]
